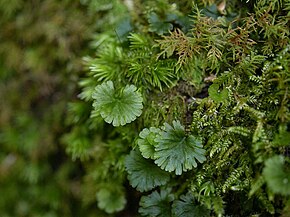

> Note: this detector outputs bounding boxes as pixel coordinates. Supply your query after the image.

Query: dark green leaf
[208,83,229,103]
[125,150,170,192]
[148,12,173,35]
[154,121,206,175]
[115,17,133,42]
[263,155,290,195]
[139,189,174,217]
[96,186,126,213]
[172,192,210,217]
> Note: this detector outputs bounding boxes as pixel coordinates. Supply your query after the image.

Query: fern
[138,127,161,159]
[78,76,99,102]
[157,29,199,67]
[172,192,210,217]
[127,33,177,90]
[139,189,174,217]
[92,81,143,126]
[154,121,206,175]
[128,33,151,50]
[96,186,127,214]
[208,83,229,104]
[263,155,290,195]
[125,150,170,192]
[227,126,251,137]
[208,132,231,158]
[249,175,265,197]
[273,125,290,146]
[256,191,275,214]
[222,167,245,193]
[211,196,225,216]
[199,181,215,197]
[128,57,176,91]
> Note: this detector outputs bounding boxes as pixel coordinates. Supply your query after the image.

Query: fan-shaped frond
[125,150,170,192]
[138,127,161,159]
[92,81,143,126]
[172,192,210,217]
[139,189,174,217]
[154,121,206,175]
[263,155,290,195]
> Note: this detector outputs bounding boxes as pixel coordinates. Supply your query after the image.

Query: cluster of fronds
[64,0,290,216]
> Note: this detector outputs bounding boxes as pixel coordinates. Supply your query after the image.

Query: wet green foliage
[0,0,106,216]
[1,0,290,216]
[68,0,290,216]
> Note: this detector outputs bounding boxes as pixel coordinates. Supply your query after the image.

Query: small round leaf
[263,155,290,195]
[154,121,206,175]
[139,189,174,217]
[138,127,161,159]
[125,150,170,192]
[92,81,143,126]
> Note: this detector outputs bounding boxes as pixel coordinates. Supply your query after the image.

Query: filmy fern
[172,192,210,217]
[138,127,161,159]
[96,186,127,214]
[125,150,170,192]
[208,83,229,104]
[92,80,143,126]
[154,121,206,175]
[139,189,174,217]
[136,121,206,176]
[263,155,290,195]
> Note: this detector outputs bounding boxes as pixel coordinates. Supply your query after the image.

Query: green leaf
[92,81,143,126]
[115,17,132,42]
[125,150,170,192]
[172,192,210,217]
[138,127,161,159]
[148,12,173,35]
[263,155,290,195]
[96,186,126,214]
[202,4,219,19]
[154,121,206,175]
[139,189,174,217]
[208,83,229,103]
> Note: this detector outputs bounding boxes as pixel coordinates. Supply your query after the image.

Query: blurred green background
[1,0,289,216]
[0,0,109,216]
